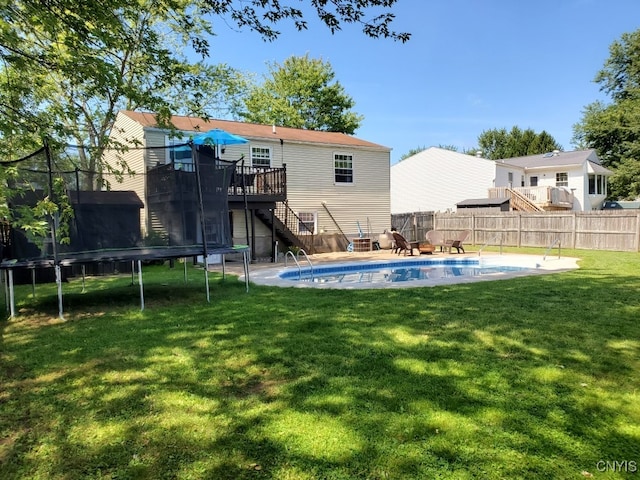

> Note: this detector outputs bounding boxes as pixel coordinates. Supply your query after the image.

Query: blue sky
[206,0,640,164]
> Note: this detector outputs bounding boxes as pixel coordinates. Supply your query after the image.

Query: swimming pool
[248,254,580,289]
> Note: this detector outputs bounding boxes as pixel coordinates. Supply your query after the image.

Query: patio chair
[445,230,471,254]
[392,232,418,256]
[425,230,448,252]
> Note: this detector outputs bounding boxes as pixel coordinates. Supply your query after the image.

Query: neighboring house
[492,149,612,211]
[103,110,392,259]
[391,147,613,214]
[390,147,497,214]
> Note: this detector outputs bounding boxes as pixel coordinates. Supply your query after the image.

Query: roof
[456,197,510,207]
[587,161,612,174]
[10,190,144,208]
[70,190,144,207]
[499,149,601,169]
[119,110,389,150]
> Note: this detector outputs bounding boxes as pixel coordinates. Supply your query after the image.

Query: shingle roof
[70,191,144,207]
[120,110,389,150]
[456,197,510,207]
[500,149,599,168]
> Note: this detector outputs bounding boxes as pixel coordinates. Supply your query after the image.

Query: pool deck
[212,248,580,289]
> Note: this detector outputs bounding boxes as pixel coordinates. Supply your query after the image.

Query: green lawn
[1,249,639,479]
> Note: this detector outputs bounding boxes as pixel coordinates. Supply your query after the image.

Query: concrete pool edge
[243,253,580,290]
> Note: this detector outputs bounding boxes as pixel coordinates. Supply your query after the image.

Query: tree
[572,29,640,199]
[241,55,363,133]
[399,146,429,161]
[476,126,562,160]
[0,0,410,243]
[1,1,409,183]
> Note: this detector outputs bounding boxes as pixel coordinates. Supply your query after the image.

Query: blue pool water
[279,258,529,284]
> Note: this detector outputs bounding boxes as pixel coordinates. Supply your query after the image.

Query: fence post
[637,211,640,252]
[471,212,476,245]
[572,212,577,249]
[517,212,522,248]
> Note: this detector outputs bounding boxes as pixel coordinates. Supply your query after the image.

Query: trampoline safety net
[1,141,237,266]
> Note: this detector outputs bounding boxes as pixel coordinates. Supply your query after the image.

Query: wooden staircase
[506,188,545,212]
[255,202,314,253]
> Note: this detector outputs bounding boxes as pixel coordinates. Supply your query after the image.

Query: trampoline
[1,137,251,318]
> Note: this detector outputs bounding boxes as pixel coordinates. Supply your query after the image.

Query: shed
[456,197,510,212]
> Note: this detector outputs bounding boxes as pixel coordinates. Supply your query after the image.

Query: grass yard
[0,249,639,479]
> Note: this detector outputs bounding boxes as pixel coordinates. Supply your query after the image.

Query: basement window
[297,212,316,235]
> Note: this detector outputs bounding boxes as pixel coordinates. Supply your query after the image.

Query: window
[589,174,607,195]
[507,172,513,186]
[530,176,538,187]
[251,147,271,168]
[297,212,316,235]
[166,136,193,171]
[334,153,353,183]
[556,172,568,187]
[521,175,525,187]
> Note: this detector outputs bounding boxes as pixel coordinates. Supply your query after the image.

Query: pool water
[279,258,528,285]
[247,254,579,289]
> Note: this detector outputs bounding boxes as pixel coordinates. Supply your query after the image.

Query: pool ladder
[543,238,561,260]
[284,249,314,280]
[478,234,503,256]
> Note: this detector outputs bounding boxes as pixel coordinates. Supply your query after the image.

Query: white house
[493,149,612,211]
[391,147,613,214]
[390,147,497,214]
[103,110,392,258]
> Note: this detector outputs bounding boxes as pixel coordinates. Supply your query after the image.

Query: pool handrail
[543,238,561,260]
[478,233,503,257]
[297,249,314,278]
[284,249,314,279]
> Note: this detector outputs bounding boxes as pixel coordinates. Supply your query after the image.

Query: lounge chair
[392,231,418,256]
[425,230,448,252]
[445,230,471,254]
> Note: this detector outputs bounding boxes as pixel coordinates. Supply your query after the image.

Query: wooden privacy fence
[391,212,435,243]
[392,211,640,252]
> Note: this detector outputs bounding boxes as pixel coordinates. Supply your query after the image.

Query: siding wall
[222,137,391,248]
[103,113,147,233]
[391,148,496,214]
[283,142,390,242]
[108,120,392,254]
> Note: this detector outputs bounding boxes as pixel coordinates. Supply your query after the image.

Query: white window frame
[251,146,271,168]
[334,152,354,184]
[556,172,568,187]
[296,212,317,235]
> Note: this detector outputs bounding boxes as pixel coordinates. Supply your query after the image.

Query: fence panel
[391,212,435,242]
[391,210,640,252]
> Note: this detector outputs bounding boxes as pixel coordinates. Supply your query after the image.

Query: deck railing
[146,163,286,199]
[489,186,574,209]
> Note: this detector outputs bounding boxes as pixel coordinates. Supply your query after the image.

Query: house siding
[106,112,391,255]
[391,148,497,214]
[103,112,148,233]
[282,142,390,240]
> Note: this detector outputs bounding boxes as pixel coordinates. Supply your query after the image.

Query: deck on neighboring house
[489,186,574,211]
